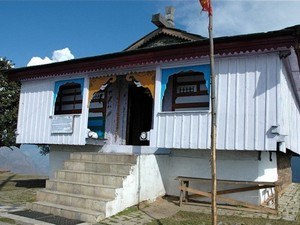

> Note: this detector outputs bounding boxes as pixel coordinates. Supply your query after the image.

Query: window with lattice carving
[171,72,209,111]
[54,82,83,115]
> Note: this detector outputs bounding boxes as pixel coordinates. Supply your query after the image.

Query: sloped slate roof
[5,25,300,81]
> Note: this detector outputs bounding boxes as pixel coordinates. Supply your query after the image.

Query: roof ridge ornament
[151,6,175,28]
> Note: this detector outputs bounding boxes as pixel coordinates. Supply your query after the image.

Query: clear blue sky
[2,1,300,68]
[2,1,174,67]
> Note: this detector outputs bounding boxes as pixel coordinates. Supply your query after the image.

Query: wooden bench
[176,176,281,214]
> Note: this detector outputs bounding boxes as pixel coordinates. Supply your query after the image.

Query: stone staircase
[27,152,137,223]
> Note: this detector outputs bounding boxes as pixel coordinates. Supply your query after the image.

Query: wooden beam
[179,186,277,214]
[175,90,208,97]
[55,100,82,106]
[173,102,209,109]
[54,109,82,115]
[175,176,280,186]
[188,184,275,198]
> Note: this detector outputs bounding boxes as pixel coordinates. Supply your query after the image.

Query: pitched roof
[124,27,205,51]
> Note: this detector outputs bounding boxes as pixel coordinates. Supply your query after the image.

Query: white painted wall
[103,149,277,212]
[156,53,280,151]
[48,145,277,210]
[279,61,300,155]
[17,75,89,145]
[159,150,277,205]
[106,155,167,217]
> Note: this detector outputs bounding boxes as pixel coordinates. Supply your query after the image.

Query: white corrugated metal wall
[280,61,300,154]
[216,53,279,151]
[17,75,89,145]
[157,53,280,151]
[17,52,299,152]
[156,111,211,149]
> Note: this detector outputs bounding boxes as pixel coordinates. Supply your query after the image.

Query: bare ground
[0,172,47,206]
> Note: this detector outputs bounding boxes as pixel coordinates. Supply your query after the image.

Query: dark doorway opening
[127,84,153,146]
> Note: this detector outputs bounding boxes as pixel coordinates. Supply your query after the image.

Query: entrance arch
[125,72,155,146]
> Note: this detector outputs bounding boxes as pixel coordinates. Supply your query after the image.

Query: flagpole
[208,4,217,225]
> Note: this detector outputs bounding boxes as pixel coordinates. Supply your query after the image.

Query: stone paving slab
[98,211,153,225]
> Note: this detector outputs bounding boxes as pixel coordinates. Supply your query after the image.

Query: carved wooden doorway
[126,84,153,146]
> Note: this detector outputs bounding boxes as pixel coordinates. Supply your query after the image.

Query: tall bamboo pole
[208,7,217,225]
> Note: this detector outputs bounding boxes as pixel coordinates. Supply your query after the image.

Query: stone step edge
[66,160,135,166]
[57,169,129,177]
[27,201,104,222]
[38,190,113,202]
[47,179,121,189]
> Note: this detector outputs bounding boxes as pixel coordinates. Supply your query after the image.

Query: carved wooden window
[88,90,107,139]
[54,83,83,115]
[172,72,209,111]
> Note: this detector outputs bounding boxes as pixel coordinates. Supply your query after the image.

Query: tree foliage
[0,57,20,148]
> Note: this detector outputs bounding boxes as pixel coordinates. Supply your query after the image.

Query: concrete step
[46,180,118,199]
[28,201,104,223]
[63,160,132,175]
[70,152,137,164]
[55,170,125,186]
[36,190,112,212]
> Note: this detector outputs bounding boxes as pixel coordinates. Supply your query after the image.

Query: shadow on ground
[14,179,46,188]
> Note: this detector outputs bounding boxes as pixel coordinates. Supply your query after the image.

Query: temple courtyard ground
[0,172,299,225]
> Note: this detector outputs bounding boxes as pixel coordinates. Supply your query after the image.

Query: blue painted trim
[88,116,105,139]
[53,78,84,105]
[88,118,105,127]
[161,65,210,100]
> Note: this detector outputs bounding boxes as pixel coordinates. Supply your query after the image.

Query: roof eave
[6,25,299,81]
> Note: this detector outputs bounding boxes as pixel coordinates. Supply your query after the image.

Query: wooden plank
[174,90,208,97]
[275,185,279,211]
[175,72,205,79]
[55,100,82,106]
[173,102,209,109]
[175,176,278,186]
[179,180,183,207]
[90,98,105,103]
[185,201,273,214]
[176,80,206,86]
[58,91,82,97]
[55,109,82,115]
[178,186,277,214]
[89,108,105,113]
[59,84,81,90]
[188,185,275,198]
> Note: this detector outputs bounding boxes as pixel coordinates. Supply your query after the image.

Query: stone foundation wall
[277,151,292,189]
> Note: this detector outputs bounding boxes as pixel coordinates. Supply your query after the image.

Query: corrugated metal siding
[280,63,300,154]
[157,53,279,151]
[17,76,88,145]
[216,54,279,151]
[156,112,211,149]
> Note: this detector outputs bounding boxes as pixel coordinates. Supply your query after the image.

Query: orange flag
[199,0,212,15]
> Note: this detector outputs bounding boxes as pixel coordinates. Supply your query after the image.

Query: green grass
[0,172,47,206]
[147,211,300,225]
[114,206,139,217]
[0,217,16,224]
